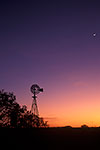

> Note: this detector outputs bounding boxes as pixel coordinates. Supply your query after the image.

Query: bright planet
[93,33,96,36]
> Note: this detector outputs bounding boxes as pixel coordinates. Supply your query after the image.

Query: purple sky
[1,1,100,126]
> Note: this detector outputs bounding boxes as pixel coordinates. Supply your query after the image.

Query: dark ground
[1,127,100,150]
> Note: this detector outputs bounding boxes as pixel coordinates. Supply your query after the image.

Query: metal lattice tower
[30,84,43,116]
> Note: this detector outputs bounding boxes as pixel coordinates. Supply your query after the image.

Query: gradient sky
[1,0,100,127]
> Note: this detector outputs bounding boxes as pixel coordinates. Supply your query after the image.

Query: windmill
[30,84,43,116]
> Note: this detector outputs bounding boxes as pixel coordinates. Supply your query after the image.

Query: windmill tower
[30,84,43,116]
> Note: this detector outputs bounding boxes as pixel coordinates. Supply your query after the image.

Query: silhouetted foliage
[0,90,48,128]
[81,124,89,128]
[63,126,72,128]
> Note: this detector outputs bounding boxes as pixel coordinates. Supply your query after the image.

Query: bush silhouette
[0,90,48,128]
[81,124,89,128]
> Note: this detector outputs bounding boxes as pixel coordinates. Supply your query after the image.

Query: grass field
[1,127,100,150]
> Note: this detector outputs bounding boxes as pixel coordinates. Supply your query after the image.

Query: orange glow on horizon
[17,72,100,128]
[22,94,100,127]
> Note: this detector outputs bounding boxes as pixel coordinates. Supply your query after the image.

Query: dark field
[1,127,100,150]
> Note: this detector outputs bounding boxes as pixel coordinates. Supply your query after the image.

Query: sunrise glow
[1,1,100,127]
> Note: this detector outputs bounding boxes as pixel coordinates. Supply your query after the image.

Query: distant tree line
[0,90,48,128]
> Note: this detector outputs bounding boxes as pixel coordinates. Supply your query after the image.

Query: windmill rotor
[30,84,43,95]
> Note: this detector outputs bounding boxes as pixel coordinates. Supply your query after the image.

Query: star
[93,33,96,37]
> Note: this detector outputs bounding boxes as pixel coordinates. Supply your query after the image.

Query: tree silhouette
[0,89,19,127]
[0,90,48,128]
